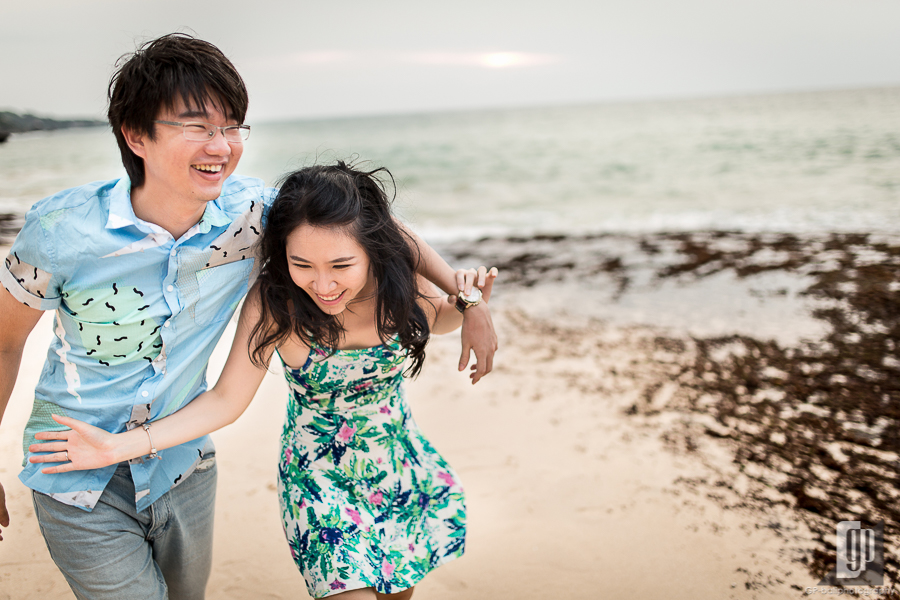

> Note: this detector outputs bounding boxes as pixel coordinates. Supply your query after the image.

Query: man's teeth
[193,164,223,172]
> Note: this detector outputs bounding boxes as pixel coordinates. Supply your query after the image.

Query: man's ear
[121,126,148,159]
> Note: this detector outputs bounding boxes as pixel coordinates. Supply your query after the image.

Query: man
[0,33,496,599]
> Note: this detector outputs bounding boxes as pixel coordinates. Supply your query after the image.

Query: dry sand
[3,231,898,598]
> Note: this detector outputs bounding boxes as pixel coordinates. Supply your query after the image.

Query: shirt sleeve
[1,208,62,310]
[261,186,278,226]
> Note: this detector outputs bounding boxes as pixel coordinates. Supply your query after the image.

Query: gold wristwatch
[455,287,483,313]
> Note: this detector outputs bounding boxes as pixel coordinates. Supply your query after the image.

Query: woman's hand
[451,267,499,384]
[28,414,122,474]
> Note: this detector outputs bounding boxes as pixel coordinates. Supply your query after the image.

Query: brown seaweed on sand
[657,233,900,586]
[443,231,900,587]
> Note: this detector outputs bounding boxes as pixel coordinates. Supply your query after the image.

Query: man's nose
[204,128,232,154]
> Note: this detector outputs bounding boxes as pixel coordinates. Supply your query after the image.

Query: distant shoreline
[0,111,106,142]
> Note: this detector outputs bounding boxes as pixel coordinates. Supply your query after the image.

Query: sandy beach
[2,231,898,598]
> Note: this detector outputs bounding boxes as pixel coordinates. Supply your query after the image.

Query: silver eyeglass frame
[153,120,251,142]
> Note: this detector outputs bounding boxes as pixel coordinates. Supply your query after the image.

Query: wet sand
[2,231,897,598]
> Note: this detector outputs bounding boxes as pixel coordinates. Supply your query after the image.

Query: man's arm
[0,284,44,541]
[406,228,498,384]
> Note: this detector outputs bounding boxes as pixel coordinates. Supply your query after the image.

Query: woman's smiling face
[285,223,373,315]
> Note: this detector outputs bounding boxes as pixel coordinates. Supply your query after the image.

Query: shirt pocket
[195,258,254,326]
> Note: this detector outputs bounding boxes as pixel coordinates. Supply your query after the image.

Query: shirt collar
[197,198,232,232]
[105,178,138,230]
[105,177,233,235]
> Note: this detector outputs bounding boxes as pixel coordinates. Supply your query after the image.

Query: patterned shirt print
[2,176,276,511]
[278,340,466,598]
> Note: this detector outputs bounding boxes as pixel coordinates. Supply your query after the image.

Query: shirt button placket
[164,245,178,322]
[155,245,178,377]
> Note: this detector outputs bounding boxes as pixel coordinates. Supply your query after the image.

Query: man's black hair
[107,33,249,187]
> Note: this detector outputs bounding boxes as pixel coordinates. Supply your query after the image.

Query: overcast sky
[2,0,899,122]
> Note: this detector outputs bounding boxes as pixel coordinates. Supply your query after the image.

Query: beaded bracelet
[142,423,161,460]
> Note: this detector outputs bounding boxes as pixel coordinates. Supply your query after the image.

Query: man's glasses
[154,120,251,143]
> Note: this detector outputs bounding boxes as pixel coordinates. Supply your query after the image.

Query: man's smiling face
[136,97,244,205]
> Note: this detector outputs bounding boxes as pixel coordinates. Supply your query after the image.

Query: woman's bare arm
[403,224,499,383]
[29,286,273,473]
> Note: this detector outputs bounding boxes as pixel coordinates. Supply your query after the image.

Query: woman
[30,161,497,599]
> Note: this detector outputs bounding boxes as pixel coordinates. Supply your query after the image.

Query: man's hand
[0,481,9,541]
[455,265,497,301]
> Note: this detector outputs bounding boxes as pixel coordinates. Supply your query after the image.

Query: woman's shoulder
[274,335,312,370]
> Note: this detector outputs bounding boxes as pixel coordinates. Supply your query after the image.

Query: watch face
[459,287,482,303]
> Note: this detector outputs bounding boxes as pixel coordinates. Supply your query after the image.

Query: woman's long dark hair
[251,161,431,377]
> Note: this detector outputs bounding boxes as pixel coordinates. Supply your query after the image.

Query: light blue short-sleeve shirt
[1,175,276,512]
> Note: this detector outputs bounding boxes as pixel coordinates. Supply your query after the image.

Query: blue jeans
[32,459,217,600]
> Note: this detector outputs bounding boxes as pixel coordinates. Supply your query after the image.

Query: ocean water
[1,87,899,242]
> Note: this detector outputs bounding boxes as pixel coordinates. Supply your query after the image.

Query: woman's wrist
[462,302,489,318]
[112,428,152,464]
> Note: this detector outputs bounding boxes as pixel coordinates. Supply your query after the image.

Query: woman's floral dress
[277,339,466,598]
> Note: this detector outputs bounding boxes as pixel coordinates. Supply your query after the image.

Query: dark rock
[0,213,24,244]
[0,111,106,140]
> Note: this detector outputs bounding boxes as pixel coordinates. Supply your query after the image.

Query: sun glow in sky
[267,51,558,69]
[479,53,555,68]
[482,53,518,68]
